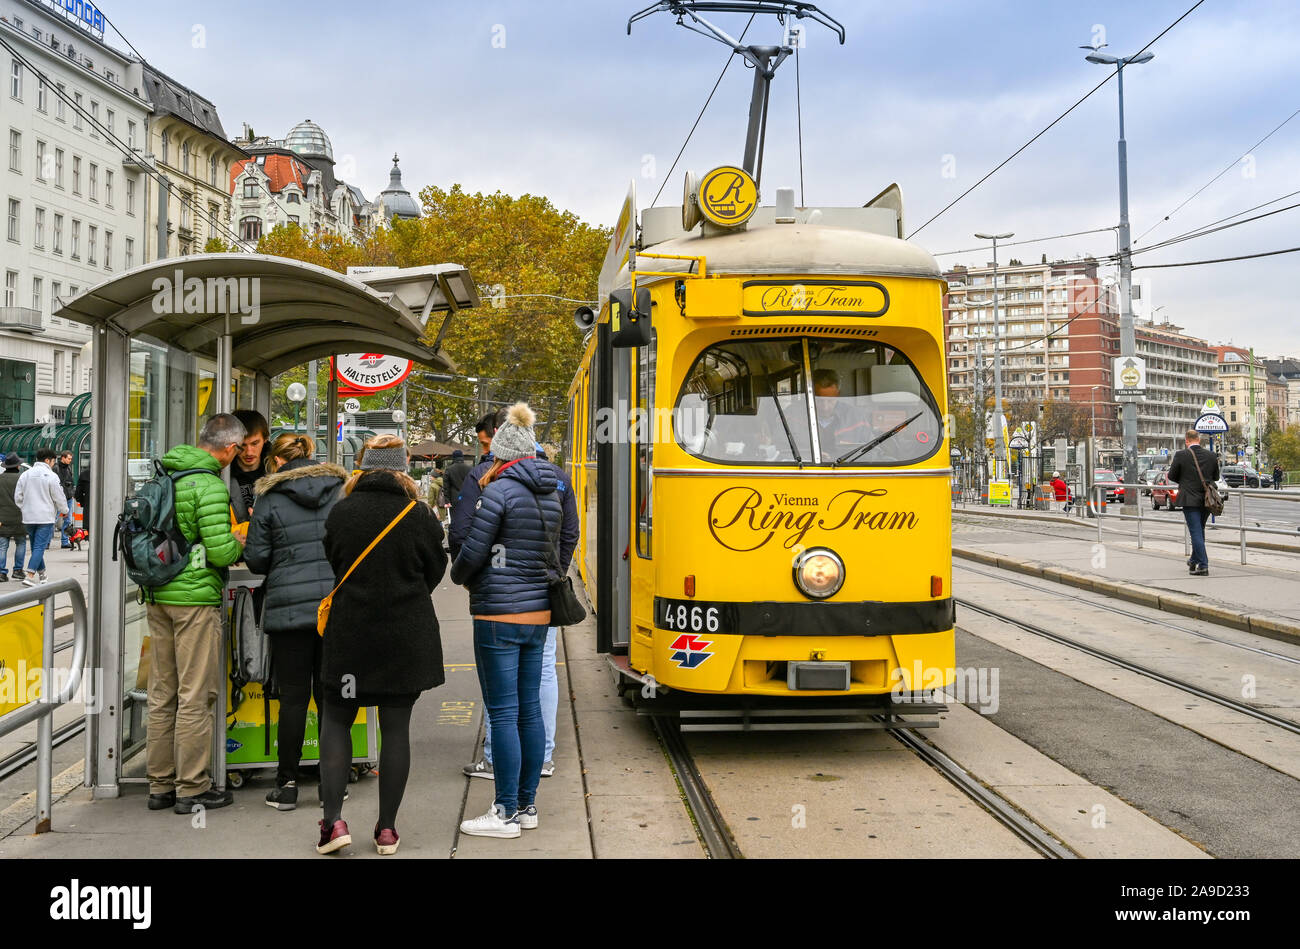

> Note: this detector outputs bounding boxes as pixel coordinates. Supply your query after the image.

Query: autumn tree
[1040,399,1091,442]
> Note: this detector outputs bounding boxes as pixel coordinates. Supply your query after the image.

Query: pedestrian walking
[0,454,28,582]
[1050,472,1069,514]
[462,441,578,783]
[144,414,247,813]
[452,403,562,839]
[1167,429,1221,577]
[241,434,346,812]
[1274,463,1284,491]
[13,447,68,587]
[316,435,447,855]
[54,451,76,548]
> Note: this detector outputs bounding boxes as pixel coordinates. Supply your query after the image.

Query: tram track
[653,717,742,859]
[955,597,1300,738]
[0,718,85,783]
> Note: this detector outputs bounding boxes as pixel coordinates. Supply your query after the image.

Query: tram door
[594,322,632,654]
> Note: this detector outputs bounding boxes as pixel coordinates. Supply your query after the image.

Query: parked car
[1221,465,1260,488]
[1139,467,1166,496]
[1259,472,1273,488]
[1151,472,1179,509]
[1093,469,1125,503]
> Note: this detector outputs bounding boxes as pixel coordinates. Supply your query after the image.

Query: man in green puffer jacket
[146,414,246,816]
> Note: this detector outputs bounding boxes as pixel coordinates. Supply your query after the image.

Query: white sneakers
[515,805,538,830]
[460,804,521,839]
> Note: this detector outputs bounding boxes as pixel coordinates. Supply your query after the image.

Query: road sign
[343,398,361,414]
[1194,412,1228,434]
[1201,397,1224,416]
[1009,436,1030,451]
[1113,355,1146,399]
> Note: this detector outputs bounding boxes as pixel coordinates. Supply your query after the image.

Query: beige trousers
[146,603,221,796]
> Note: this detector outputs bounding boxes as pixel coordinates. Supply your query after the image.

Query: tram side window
[585,364,598,463]
[565,394,576,466]
[674,339,813,465]
[635,334,656,558]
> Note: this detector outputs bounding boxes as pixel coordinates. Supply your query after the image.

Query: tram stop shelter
[55,255,478,798]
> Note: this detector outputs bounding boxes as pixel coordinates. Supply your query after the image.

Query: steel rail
[956,599,1300,737]
[653,718,743,859]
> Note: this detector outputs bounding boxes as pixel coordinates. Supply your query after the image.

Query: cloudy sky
[105,0,1298,355]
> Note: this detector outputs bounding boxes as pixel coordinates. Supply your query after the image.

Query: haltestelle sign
[331,353,413,392]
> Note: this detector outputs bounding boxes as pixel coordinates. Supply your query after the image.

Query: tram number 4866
[662,604,720,633]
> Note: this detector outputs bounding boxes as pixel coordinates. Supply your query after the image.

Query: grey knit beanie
[490,403,538,462]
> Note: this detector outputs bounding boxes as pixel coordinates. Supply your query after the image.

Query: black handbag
[528,491,587,627]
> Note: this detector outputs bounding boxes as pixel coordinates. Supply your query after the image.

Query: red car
[1151,472,1179,510]
[1093,469,1125,503]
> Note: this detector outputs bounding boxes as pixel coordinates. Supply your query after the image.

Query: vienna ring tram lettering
[708,486,920,551]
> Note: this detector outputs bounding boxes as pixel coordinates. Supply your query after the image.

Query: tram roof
[620,222,942,288]
[56,254,471,377]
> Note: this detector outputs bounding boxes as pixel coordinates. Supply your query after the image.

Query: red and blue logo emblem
[669,634,713,669]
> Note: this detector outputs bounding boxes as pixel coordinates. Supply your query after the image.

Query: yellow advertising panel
[988,480,1012,506]
[0,605,45,716]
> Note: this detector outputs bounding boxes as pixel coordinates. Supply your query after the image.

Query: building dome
[285,119,334,162]
[379,154,420,220]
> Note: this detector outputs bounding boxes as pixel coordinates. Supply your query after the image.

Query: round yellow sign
[698,166,758,227]
[1120,366,1140,386]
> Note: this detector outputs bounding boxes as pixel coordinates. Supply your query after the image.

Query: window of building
[209,154,218,186]
[125,237,133,269]
[180,192,191,230]
[160,131,169,166]
[87,225,97,266]
[1230,396,1236,405]
[105,169,113,207]
[73,92,82,129]
[37,79,47,113]
[106,109,114,136]
[34,207,44,248]
[31,276,42,316]
[243,178,257,199]
[104,230,112,270]
[90,101,99,138]
[72,156,81,195]
[54,148,64,188]
[56,83,65,121]
[240,216,262,242]
[127,120,135,148]
[50,281,61,316]
[126,177,135,215]
[8,129,19,171]
[89,163,98,202]
[1230,412,1237,422]
[3,270,15,306]
[70,219,80,259]
[52,213,62,254]
[35,140,48,182]
[6,198,18,242]
[9,60,20,101]
[182,142,190,175]
[287,191,300,204]
[289,215,299,225]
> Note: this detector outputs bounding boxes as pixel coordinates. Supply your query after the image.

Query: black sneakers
[147,791,176,811]
[174,787,234,814]
[266,781,298,811]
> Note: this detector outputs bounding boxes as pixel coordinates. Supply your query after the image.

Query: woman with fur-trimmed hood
[243,434,346,811]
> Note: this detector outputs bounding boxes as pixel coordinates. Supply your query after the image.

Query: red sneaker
[316,819,351,854]
[374,825,399,855]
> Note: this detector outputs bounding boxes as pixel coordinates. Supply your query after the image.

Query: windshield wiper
[834,411,924,467]
[766,377,803,467]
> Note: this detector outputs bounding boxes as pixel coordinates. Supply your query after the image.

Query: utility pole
[975,232,1014,480]
[306,359,318,447]
[1086,45,1153,508]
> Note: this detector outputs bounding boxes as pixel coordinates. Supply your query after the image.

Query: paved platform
[0,559,699,859]
[953,514,1300,643]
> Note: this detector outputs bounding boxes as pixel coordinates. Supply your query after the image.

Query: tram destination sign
[741,279,890,318]
[331,353,413,393]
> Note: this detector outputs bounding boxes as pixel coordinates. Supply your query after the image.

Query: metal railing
[1092,482,1300,565]
[0,578,89,833]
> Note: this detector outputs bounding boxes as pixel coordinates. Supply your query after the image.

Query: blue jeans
[473,619,547,815]
[1183,506,1211,569]
[483,626,558,765]
[0,535,26,575]
[24,524,54,574]
[57,510,74,546]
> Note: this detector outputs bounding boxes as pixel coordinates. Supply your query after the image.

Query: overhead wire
[931,226,1116,258]
[906,0,1208,241]
[1134,107,1300,244]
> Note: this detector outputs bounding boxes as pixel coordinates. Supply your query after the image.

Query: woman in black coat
[242,433,345,811]
[315,435,447,856]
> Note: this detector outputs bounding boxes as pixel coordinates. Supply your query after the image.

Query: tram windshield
[674,338,942,466]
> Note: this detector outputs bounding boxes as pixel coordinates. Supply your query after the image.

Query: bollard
[1136,485,1143,549]
[1239,489,1246,566]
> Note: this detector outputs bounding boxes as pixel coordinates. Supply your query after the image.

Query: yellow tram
[564,169,957,713]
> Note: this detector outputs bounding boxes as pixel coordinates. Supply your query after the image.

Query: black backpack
[113,460,222,598]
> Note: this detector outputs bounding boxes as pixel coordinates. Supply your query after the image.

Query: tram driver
[812,369,868,458]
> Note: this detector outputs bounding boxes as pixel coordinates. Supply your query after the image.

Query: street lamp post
[1086,44,1153,508]
[286,382,307,433]
[974,231,1014,481]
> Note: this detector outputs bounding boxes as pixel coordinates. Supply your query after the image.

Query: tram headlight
[793,548,845,600]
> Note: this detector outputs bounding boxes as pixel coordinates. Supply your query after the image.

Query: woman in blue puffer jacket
[451,403,561,839]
